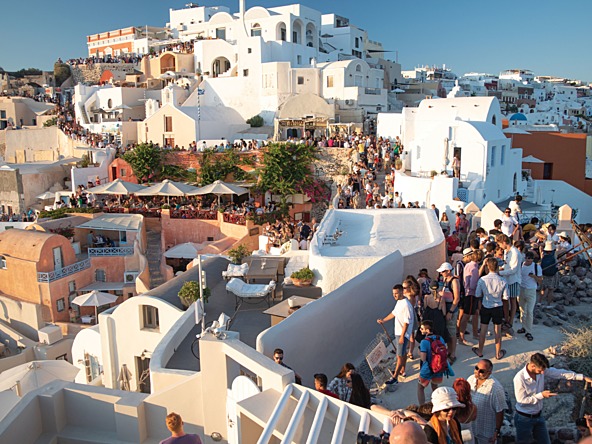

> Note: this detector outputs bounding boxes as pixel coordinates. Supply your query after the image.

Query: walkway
[146,229,165,289]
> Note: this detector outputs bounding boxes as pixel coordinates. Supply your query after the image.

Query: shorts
[541,274,559,290]
[394,336,409,357]
[480,306,504,325]
[445,309,458,335]
[418,375,443,387]
[462,295,481,315]
[507,282,520,298]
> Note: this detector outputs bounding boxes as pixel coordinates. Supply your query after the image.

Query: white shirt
[501,215,518,236]
[499,246,522,286]
[391,298,413,338]
[520,262,542,290]
[514,365,583,414]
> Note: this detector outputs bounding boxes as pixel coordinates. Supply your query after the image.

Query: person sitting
[314,373,339,399]
[423,387,464,444]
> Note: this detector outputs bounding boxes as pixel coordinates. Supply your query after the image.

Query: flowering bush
[301,179,331,203]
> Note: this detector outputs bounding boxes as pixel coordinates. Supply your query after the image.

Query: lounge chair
[222,263,249,280]
[226,278,276,311]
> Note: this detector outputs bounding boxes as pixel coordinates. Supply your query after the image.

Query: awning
[80,282,135,292]
[77,214,143,232]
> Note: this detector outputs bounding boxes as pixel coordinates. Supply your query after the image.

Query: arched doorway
[160,54,176,74]
[212,57,231,77]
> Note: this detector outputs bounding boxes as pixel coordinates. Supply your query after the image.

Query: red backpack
[427,336,448,374]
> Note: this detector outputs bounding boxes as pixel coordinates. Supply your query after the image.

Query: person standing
[159,412,202,444]
[416,320,453,404]
[496,234,521,330]
[513,353,592,444]
[518,251,542,341]
[467,359,507,444]
[436,262,460,364]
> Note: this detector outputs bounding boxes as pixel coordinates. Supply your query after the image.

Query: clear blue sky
[1,0,590,81]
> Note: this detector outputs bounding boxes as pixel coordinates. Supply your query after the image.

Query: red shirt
[446,235,460,252]
[318,388,339,399]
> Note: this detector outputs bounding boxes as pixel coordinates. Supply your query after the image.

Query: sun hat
[558,232,569,239]
[543,241,556,252]
[463,247,473,255]
[431,386,466,413]
[436,262,454,273]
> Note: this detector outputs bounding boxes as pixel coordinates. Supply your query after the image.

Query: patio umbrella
[118,364,132,391]
[36,191,55,200]
[135,179,199,203]
[164,242,203,259]
[89,179,145,195]
[71,290,118,320]
[0,360,80,397]
[189,180,248,205]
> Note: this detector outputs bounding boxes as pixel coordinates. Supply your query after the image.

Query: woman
[453,379,477,444]
[424,386,464,444]
[440,213,451,235]
[460,250,483,343]
[437,262,461,363]
[348,373,371,409]
[328,363,355,402]
[420,282,449,343]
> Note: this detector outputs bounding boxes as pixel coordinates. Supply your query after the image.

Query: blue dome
[509,113,527,121]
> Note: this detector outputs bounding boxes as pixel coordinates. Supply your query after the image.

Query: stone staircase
[146,229,165,289]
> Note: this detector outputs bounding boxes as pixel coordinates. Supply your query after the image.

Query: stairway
[146,229,165,289]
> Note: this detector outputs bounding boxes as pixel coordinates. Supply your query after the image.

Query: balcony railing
[37,258,91,283]
[88,247,134,257]
[364,87,382,95]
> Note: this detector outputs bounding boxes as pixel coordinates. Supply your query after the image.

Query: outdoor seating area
[222,263,249,280]
[225,278,276,312]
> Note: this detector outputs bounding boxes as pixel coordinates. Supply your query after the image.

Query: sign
[366,340,388,370]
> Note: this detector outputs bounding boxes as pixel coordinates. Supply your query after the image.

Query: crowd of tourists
[63,55,142,66]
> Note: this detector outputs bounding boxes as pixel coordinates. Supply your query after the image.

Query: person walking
[513,353,592,444]
[436,262,461,364]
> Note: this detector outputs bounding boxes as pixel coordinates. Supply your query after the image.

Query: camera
[357,431,390,444]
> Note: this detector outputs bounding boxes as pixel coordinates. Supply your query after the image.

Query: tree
[198,149,253,185]
[257,143,318,214]
[53,62,71,87]
[123,143,163,183]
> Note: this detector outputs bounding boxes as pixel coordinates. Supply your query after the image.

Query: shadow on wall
[256,250,404,387]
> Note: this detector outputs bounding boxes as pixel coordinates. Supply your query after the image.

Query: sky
[1,0,590,81]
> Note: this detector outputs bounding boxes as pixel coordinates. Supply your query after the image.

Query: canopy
[164,242,203,259]
[0,360,80,397]
[189,180,248,197]
[77,214,142,232]
[88,179,145,195]
[72,290,118,307]
[134,179,199,197]
[522,155,545,164]
[36,191,55,200]
[503,127,531,135]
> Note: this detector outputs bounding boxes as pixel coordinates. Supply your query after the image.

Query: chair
[222,263,249,280]
[226,278,276,311]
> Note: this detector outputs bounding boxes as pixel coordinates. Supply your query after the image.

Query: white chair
[226,278,276,311]
[222,263,249,280]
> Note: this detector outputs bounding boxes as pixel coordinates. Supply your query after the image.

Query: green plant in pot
[228,244,250,264]
[290,267,314,287]
[178,281,211,308]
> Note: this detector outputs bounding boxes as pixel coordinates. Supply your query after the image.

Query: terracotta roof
[0,229,57,261]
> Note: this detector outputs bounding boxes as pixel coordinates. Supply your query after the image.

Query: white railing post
[305,397,328,444]
[330,404,349,444]
[257,385,293,444]
[281,391,309,444]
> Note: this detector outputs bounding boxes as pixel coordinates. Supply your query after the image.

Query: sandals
[472,347,483,358]
[407,353,414,360]
[496,349,507,360]
[448,356,457,364]
[525,333,534,341]
[517,328,526,334]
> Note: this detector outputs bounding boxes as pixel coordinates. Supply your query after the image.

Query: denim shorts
[394,336,409,357]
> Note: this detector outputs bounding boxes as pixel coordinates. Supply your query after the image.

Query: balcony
[364,87,382,95]
[37,259,91,283]
[88,247,135,257]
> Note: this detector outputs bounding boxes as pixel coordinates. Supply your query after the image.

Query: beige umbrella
[189,180,248,205]
[164,242,203,259]
[88,179,145,195]
[0,360,80,397]
[36,191,56,200]
[72,290,118,320]
[134,179,199,204]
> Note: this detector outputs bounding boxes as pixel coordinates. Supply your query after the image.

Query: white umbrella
[72,290,119,320]
[36,191,55,200]
[189,180,248,205]
[392,88,405,93]
[522,155,545,163]
[164,242,203,259]
[134,179,198,197]
[88,179,145,195]
[0,360,80,397]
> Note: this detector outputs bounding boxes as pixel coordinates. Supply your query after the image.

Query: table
[245,259,278,284]
[263,296,316,326]
[81,315,96,325]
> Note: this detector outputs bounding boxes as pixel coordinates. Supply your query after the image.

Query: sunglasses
[442,407,458,413]
[274,356,283,361]
[474,365,489,374]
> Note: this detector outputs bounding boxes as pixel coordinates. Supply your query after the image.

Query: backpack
[427,336,448,374]
[541,253,558,277]
[454,261,466,297]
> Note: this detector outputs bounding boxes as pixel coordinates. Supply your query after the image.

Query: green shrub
[39,207,101,220]
[178,281,210,306]
[290,267,314,280]
[246,115,264,127]
[228,244,250,264]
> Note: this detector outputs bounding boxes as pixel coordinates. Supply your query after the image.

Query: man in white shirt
[501,208,519,238]
[513,353,592,444]
[518,251,542,341]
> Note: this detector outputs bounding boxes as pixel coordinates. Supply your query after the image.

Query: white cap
[436,262,453,273]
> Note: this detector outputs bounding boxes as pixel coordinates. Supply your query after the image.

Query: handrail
[305,396,328,444]
[257,384,293,444]
[330,404,349,444]
[37,258,91,283]
[358,411,370,434]
[281,390,310,444]
[88,246,134,257]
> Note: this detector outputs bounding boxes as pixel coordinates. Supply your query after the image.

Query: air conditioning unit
[38,324,63,345]
[124,271,139,283]
[345,99,353,106]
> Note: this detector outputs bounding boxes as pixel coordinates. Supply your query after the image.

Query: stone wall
[70,63,139,85]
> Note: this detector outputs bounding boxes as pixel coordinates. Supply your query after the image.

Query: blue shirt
[419,335,454,379]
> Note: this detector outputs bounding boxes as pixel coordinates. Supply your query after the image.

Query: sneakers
[385,377,398,385]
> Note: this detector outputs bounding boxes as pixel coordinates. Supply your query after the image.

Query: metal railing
[364,87,382,95]
[37,258,91,283]
[88,247,134,257]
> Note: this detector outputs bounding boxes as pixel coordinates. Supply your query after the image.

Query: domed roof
[509,113,527,121]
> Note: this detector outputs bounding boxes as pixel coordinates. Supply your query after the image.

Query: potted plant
[290,267,314,287]
[228,244,250,264]
[178,281,211,308]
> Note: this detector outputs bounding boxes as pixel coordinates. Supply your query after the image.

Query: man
[417,320,451,404]
[467,359,507,444]
[540,241,559,308]
[473,258,509,360]
[456,213,470,249]
[518,251,542,341]
[501,208,519,238]
[378,284,414,386]
[496,234,521,330]
[160,412,202,444]
[313,373,339,399]
[273,348,302,384]
[431,204,440,220]
[390,421,429,444]
[513,353,592,444]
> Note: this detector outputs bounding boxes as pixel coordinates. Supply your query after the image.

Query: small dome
[509,113,527,121]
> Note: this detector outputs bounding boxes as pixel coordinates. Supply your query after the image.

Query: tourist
[348,373,371,409]
[539,241,559,308]
[328,363,355,402]
[273,348,302,384]
[446,231,461,258]
[378,283,414,387]
[421,281,449,343]
[436,262,460,364]
[576,416,592,440]
[496,233,521,330]
[423,386,464,444]
[473,258,508,360]
[513,353,592,444]
[159,412,202,444]
[389,421,429,444]
[518,251,541,341]
[456,213,470,250]
[440,212,451,235]
[467,359,506,444]
[460,249,483,342]
[501,208,519,239]
[404,277,421,360]
[417,320,452,405]
[313,373,339,399]
[452,153,461,179]
[452,378,477,443]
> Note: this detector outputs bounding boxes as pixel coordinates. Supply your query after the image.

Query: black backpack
[541,253,558,277]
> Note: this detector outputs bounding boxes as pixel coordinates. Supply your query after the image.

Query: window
[57,298,65,312]
[107,99,113,108]
[0,111,6,119]
[250,23,261,37]
[247,48,252,54]
[297,76,304,85]
[0,256,6,269]
[68,280,76,294]
[501,145,506,165]
[141,305,159,330]
[326,76,334,88]
[95,269,106,282]
[490,146,496,167]
[355,37,360,49]
[243,69,249,77]
[165,116,173,132]
[356,64,362,72]
[293,31,298,43]
[120,168,126,177]
[215,27,226,40]
[297,55,302,65]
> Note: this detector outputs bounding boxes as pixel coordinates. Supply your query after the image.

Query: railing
[37,258,91,283]
[88,247,134,257]
[223,213,246,225]
[364,87,382,95]
[170,209,217,220]
[128,208,161,218]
